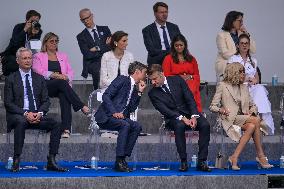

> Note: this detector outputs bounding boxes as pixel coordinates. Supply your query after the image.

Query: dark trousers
[9,114,61,156]
[98,117,142,157]
[88,62,100,90]
[46,79,84,131]
[167,114,210,161]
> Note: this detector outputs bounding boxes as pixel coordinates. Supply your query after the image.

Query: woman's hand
[219,107,230,116]
[248,77,258,85]
[180,74,193,81]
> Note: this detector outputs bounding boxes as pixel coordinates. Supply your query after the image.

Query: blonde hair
[223,62,244,85]
[41,32,59,52]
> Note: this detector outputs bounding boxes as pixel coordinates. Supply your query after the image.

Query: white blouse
[228,54,258,78]
[100,50,134,89]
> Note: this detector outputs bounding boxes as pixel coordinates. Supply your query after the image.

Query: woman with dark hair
[228,34,274,134]
[215,11,256,81]
[210,63,273,170]
[100,31,134,91]
[162,34,202,112]
[33,32,90,138]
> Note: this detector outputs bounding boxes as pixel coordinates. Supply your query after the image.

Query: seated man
[148,64,211,172]
[4,47,67,172]
[95,61,147,172]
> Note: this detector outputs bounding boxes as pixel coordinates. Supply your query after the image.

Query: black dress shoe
[11,156,20,172]
[46,155,69,172]
[114,160,131,172]
[197,161,211,172]
[122,159,132,172]
[179,161,188,172]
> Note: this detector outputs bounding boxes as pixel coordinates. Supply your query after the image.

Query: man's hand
[112,113,125,119]
[90,47,98,52]
[188,117,197,129]
[138,80,146,92]
[24,21,32,32]
[25,112,41,124]
[106,37,111,45]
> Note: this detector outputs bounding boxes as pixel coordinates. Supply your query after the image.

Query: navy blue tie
[25,74,35,112]
[161,26,170,50]
[92,29,101,46]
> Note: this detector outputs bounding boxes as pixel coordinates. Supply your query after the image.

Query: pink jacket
[32,52,74,84]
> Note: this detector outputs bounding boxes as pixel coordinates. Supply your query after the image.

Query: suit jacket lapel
[15,71,24,98]
[225,83,239,103]
[83,28,96,46]
[151,23,162,49]
[165,78,177,104]
[240,84,247,112]
[166,22,174,39]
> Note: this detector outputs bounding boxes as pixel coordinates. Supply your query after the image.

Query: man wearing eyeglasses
[77,8,112,90]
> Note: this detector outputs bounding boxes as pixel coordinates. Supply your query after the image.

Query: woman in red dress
[162,34,202,112]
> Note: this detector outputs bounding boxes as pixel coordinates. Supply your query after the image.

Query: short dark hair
[221,11,243,31]
[147,64,163,76]
[153,2,168,12]
[26,10,41,20]
[128,61,148,75]
[110,31,128,50]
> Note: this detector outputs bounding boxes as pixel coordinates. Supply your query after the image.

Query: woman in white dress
[228,34,274,134]
[100,31,134,91]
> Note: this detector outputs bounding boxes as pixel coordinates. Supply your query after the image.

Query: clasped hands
[51,72,68,81]
[181,117,197,129]
[24,112,42,124]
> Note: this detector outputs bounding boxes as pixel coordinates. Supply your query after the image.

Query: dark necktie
[162,84,170,93]
[92,29,100,46]
[25,74,35,112]
[160,26,170,50]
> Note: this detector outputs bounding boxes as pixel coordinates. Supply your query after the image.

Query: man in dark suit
[77,8,112,90]
[142,2,181,66]
[4,47,67,172]
[148,64,211,172]
[95,61,147,172]
[0,10,42,76]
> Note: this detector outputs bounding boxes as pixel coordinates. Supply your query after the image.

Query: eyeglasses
[80,14,92,23]
[48,39,59,44]
[240,42,249,46]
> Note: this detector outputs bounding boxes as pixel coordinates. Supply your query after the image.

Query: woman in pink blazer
[33,32,89,138]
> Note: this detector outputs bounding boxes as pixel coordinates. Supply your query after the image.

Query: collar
[130,76,136,86]
[163,77,168,86]
[87,25,98,33]
[155,21,167,28]
[19,68,32,78]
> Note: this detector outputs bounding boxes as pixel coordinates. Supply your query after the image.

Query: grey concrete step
[0,134,282,163]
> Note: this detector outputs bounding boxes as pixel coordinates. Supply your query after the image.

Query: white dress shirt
[155,22,171,50]
[19,69,37,111]
[126,76,136,106]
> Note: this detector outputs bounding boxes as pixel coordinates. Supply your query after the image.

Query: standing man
[95,61,147,172]
[77,8,112,90]
[148,64,211,172]
[142,2,181,66]
[4,47,68,172]
[0,10,42,76]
